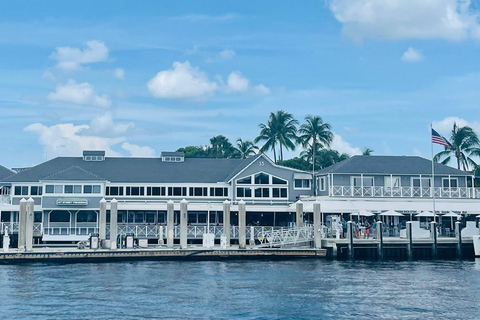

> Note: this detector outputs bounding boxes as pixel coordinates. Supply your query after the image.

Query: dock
[0,246,327,264]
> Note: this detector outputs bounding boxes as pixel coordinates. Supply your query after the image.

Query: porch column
[167,200,174,247]
[18,198,27,250]
[180,199,188,249]
[99,198,107,240]
[295,200,304,228]
[25,198,34,251]
[238,200,246,249]
[223,200,231,246]
[109,199,118,250]
[313,201,321,249]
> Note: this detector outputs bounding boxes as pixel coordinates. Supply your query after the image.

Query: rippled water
[0,259,479,319]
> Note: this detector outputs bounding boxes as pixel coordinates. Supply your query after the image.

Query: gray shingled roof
[1,156,259,183]
[316,155,471,176]
[0,165,14,180]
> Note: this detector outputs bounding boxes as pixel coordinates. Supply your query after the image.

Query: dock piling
[406,221,413,260]
[313,202,321,249]
[223,200,231,247]
[238,200,246,249]
[110,199,118,250]
[430,221,438,259]
[25,198,34,251]
[18,198,27,250]
[167,200,174,248]
[455,221,462,259]
[180,199,188,249]
[296,200,304,228]
[376,221,383,260]
[347,221,354,260]
[99,198,107,241]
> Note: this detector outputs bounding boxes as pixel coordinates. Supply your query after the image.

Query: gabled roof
[1,156,261,184]
[0,164,15,180]
[315,155,471,176]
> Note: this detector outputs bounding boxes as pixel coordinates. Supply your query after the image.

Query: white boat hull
[473,235,480,257]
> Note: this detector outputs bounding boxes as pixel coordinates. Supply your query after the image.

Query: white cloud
[331,133,362,156]
[24,122,124,159]
[219,49,235,60]
[48,79,111,107]
[253,84,271,96]
[122,142,156,157]
[432,116,480,136]
[50,40,109,70]
[115,68,125,80]
[227,71,249,92]
[85,113,134,137]
[329,0,480,42]
[147,61,218,99]
[401,47,424,62]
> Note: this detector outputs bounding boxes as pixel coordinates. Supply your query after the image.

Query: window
[272,187,288,198]
[189,187,207,197]
[84,185,92,194]
[319,177,326,191]
[14,186,29,196]
[352,177,374,187]
[237,187,252,198]
[384,176,401,188]
[158,211,166,224]
[49,210,70,222]
[31,186,42,196]
[254,173,269,184]
[146,211,156,223]
[74,185,82,193]
[412,178,431,188]
[64,185,73,194]
[76,211,97,222]
[147,187,164,196]
[442,178,458,189]
[45,185,54,194]
[210,187,228,197]
[272,176,287,184]
[254,187,270,198]
[237,176,251,184]
[294,179,310,189]
[54,185,63,193]
[168,187,187,197]
[106,186,124,196]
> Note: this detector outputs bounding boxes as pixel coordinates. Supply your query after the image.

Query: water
[0,259,479,319]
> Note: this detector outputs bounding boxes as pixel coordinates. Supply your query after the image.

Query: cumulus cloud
[219,49,236,60]
[48,79,111,107]
[50,40,109,70]
[122,142,156,157]
[432,116,480,136]
[401,47,424,62]
[331,133,362,156]
[115,68,125,80]
[85,113,134,137]
[147,61,218,99]
[329,0,480,42]
[24,122,124,159]
[227,71,249,92]
[253,84,271,96]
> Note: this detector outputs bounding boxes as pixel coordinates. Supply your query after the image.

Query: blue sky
[2,0,480,168]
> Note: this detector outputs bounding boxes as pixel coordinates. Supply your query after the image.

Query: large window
[126,186,144,196]
[147,187,165,196]
[384,176,400,188]
[237,176,252,184]
[106,186,124,196]
[237,187,252,197]
[189,187,208,197]
[31,186,43,196]
[442,178,458,189]
[14,186,29,196]
[351,177,374,187]
[294,179,310,189]
[254,173,270,184]
[76,211,97,223]
[210,187,228,197]
[49,210,70,222]
[412,178,431,188]
[83,185,101,194]
[168,187,187,197]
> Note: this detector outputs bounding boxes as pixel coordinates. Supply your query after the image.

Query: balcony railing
[0,195,11,205]
[331,186,480,199]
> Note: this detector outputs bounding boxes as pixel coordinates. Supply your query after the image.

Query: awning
[293,173,312,180]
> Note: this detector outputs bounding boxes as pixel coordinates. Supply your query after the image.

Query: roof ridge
[43,165,105,180]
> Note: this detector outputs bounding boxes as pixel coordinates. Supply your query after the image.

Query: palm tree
[362,147,374,155]
[298,115,333,180]
[255,110,299,162]
[209,135,235,158]
[235,138,258,159]
[433,123,480,170]
[255,119,278,162]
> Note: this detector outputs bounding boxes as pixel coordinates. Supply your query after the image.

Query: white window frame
[442,177,458,189]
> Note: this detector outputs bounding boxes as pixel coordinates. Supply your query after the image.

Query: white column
[313,201,321,249]
[180,199,188,249]
[295,200,304,228]
[25,198,34,251]
[99,198,107,240]
[109,199,118,250]
[223,200,231,247]
[167,200,174,247]
[18,198,27,250]
[238,200,246,249]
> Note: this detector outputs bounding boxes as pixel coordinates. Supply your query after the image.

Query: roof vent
[161,151,184,162]
[83,150,105,161]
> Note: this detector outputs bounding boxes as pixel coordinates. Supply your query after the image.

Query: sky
[2,0,480,168]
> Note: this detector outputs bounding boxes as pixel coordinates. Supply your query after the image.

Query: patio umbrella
[476,215,480,218]
[351,209,375,217]
[415,211,439,217]
[442,212,461,230]
[379,210,404,217]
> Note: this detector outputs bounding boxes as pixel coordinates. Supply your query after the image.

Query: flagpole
[431,124,436,224]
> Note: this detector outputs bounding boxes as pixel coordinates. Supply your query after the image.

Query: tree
[277,157,312,171]
[209,135,236,158]
[301,148,349,170]
[235,138,258,159]
[362,147,374,155]
[176,145,209,158]
[255,110,299,162]
[298,115,333,176]
[433,123,480,171]
[255,119,278,162]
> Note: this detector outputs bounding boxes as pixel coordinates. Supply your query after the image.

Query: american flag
[432,128,450,147]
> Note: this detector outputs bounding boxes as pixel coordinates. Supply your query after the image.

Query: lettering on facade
[56,199,88,206]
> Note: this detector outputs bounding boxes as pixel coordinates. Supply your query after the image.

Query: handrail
[331,186,479,199]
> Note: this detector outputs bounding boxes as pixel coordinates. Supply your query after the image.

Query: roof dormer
[83,150,105,161]
[161,151,184,162]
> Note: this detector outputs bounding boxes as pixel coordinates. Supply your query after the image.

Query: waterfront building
[0,152,478,244]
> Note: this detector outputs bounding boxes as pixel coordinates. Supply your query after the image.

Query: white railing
[0,195,11,205]
[43,227,99,236]
[331,186,480,199]
[256,225,314,247]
